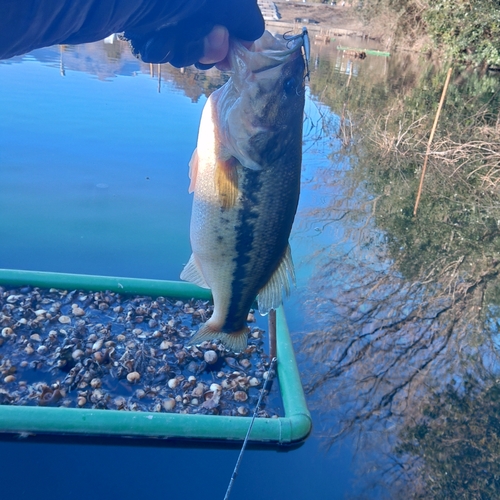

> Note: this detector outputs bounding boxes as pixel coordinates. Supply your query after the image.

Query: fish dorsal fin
[215,156,239,209]
[257,244,296,314]
[180,254,210,289]
[188,148,199,194]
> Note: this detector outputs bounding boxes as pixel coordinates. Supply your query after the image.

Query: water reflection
[2,37,229,100]
[300,48,500,496]
[2,30,500,498]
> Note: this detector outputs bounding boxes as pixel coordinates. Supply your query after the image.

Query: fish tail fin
[187,324,250,353]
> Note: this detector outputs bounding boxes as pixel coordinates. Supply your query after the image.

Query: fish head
[219,31,307,170]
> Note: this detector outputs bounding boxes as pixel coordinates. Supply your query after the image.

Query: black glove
[122,0,264,67]
[0,0,264,66]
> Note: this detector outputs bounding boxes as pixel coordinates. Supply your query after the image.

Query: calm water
[1,31,500,499]
[0,39,355,500]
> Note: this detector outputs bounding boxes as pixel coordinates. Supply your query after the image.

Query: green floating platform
[337,45,391,57]
[0,269,312,445]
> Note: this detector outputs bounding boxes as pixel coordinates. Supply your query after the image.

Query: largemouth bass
[181,30,307,352]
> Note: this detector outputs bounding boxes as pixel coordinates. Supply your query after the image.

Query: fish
[180,29,308,352]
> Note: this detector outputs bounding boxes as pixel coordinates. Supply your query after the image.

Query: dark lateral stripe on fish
[222,168,293,332]
[221,169,262,333]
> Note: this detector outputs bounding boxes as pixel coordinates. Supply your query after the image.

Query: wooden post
[413,67,453,217]
[268,309,277,359]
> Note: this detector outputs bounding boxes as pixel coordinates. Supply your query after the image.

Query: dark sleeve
[0,0,264,66]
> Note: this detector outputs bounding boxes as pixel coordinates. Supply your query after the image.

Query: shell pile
[0,285,282,418]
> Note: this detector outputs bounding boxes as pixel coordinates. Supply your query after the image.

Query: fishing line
[223,356,278,500]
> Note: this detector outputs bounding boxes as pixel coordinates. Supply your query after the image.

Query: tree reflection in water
[5,35,499,497]
[301,54,500,497]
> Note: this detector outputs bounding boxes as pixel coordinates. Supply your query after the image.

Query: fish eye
[283,77,296,95]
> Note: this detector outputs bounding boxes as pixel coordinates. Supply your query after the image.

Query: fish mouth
[229,29,308,76]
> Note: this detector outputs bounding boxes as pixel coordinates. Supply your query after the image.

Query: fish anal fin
[215,156,239,209]
[180,254,210,289]
[188,148,199,194]
[257,244,296,314]
[187,323,250,353]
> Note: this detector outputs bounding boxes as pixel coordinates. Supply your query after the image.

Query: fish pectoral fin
[180,254,210,289]
[187,323,250,353]
[257,244,296,314]
[215,156,239,209]
[188,148,199,194]
[234,150,264,171]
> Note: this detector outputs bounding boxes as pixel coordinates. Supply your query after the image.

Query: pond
[1,23,500,500]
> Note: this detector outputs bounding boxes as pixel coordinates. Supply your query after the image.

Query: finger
[214,39,253,71]
[199,25,229,65]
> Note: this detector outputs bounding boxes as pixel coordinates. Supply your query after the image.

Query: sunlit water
[2,36,499,499]
[0,40,358,500]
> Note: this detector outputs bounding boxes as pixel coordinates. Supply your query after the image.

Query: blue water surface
[1,49,197,279]
[0,43,357,499]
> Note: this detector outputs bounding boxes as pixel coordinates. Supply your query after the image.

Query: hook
[283,28,310,81]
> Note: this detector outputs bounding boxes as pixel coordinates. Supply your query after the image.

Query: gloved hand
[0,0,264,68]
[123,0,265,68]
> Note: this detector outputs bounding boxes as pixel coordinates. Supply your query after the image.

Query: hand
[198,25,229,67]
[124,0,264,69]
[0,0,264,65]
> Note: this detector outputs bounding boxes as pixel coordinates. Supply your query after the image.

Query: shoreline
[264,1,383,42]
